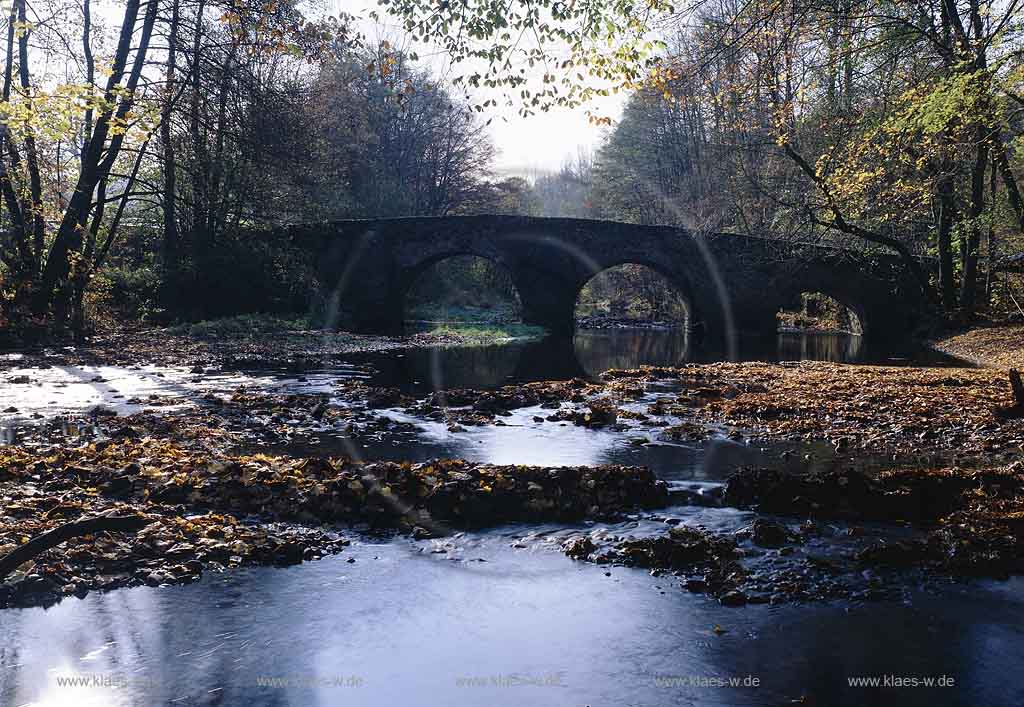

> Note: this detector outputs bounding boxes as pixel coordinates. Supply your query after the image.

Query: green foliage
[406,302,523,324]
[167,314,313,339]
[93,266,164,322]
[889,72,990,137]
[424,322,547,341]
[377,0,670,115]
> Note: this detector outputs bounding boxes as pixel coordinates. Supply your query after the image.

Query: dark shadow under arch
[402,253,524,329]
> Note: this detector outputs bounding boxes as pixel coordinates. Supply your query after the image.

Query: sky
[486,99,623,178]
[327,0,625,177]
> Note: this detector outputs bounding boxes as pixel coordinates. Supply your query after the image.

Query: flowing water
[2,330,1021,707]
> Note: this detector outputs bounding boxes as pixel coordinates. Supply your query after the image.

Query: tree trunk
[995,369,1024,420]
[161,0,180,272]
[0,512,153,582]
[959,0,989,319]
[960,104,989,318]
[31,0,157,318]
[937,169,957,311]
[959,141,987,319]
[189,0,209,252]
[16,0,45,263]
[993,139,1024,234]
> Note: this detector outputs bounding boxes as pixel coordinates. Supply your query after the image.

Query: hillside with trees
[0,0,1023,336]
[0,3,532,338]
[386,0,1024,324]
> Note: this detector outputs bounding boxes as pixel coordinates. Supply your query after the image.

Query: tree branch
[0,511,154,582]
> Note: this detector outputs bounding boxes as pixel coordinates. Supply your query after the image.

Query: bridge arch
[573,261,694,328]
[303,215,927,348]
[768,264,877,341]
[776,290,864,335]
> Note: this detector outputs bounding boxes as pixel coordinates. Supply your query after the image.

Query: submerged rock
[719,590,747,607]
[739,518,796,548]
[545,401,620,428]
[723,467,895,519]
[561,524,744,601]
[563,536,597,560]
[855,540,931,568]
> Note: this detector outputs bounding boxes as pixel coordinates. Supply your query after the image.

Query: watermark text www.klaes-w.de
[848,674,956,688]
[54,674,158,690]
[455,672,566,688]
[54,673,366,690]
[256,674,364,688]
[654,674,760,688]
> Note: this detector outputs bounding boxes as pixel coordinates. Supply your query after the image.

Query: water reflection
[357,329,879,393]
[2,547,1021,707]
[391,343,525,390]
[353,340,534,393]
[777,331,864,362]
[573,328,691,377]
[575,328,872,371]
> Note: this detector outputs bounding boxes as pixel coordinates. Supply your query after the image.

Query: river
[1,330,1021,707]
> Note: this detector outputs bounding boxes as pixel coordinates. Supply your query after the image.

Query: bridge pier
[732,303,785,340]
[324,285,405,335]
[512,267,581,334]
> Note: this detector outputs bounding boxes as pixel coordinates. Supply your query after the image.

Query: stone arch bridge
[281,215,928,348]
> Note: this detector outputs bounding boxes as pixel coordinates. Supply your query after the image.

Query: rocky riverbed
[6,321,1024,606]
[0,432,666,608]
[559,461,1024,606]
[2,342,1023,612]
[337,360,1024,464]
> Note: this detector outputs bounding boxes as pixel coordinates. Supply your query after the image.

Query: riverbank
[407,322,546,342]
[575,315,684,330]
[0,315,546,372]
[932,322,1024,369]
